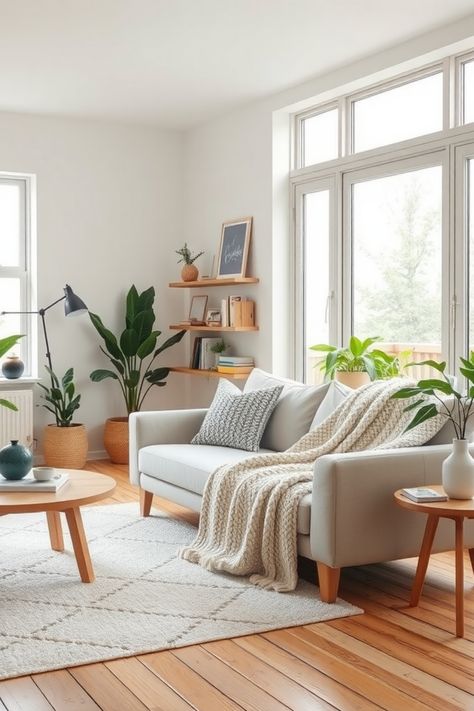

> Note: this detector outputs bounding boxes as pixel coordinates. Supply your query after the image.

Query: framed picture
[216,217,252,279]
[188,295,208,323]
[206,308,222,325]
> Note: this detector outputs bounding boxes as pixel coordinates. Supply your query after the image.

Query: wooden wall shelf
[169,277,259,288]
[170,324,259,332]
[170,367,249,380]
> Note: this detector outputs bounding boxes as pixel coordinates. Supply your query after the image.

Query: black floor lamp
[1,284,88,379]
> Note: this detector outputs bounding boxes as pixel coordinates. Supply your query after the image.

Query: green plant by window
[38,367,81,426]
[175,243,204,265]
[310,336,408,381]
[0,335,24,410]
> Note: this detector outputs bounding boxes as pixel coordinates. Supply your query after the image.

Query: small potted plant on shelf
[89,285,186,463]
[175,243,205,282]
[39,366,88,469]
[209,339,229,369]
[310,336,408,389]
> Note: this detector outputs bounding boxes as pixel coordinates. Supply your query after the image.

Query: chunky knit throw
[180,379,444,592]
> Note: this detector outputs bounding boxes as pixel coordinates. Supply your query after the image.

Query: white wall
[183,14,474,404]
[0,112,186,455]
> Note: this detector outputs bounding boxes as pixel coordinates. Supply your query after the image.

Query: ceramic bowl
[32,466,56,481]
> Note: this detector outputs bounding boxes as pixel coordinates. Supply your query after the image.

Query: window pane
[352,166,442,375]
[353,73,443,153]
[304,190,330,383]
[0,278,23,360]
[0,182,21,267]
[463,60,474,125]
[469,160,474,350]
[302,109,338,167]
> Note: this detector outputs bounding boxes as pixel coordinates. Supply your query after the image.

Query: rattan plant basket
[104,417,129,464]
[43,424,88,469]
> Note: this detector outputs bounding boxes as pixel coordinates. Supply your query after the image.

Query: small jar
[2,355,25,379]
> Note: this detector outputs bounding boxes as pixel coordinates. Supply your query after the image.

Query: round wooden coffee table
[0,469,116,583]
[394,486,474,637]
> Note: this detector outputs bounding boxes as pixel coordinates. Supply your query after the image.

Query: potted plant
[89,285,186,463]
[38,366,88,469]
[392,356,474,499]
[209,338,229,368]
[310,336,406,389]
[175,243,205,282]
[0,335,23,410]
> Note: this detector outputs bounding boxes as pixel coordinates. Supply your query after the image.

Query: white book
[221,298,229,327]
[401,487,447,503]
[199,338,222,370]
[0,472,69,493]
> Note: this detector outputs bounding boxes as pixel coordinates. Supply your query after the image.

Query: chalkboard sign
[217,217,252,278]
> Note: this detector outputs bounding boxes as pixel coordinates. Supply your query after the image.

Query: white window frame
[0,172,37,378]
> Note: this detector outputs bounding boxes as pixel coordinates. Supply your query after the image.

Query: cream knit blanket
[180,378,444,591]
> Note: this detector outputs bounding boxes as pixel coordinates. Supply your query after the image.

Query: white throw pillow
[191,378,283,452]
[310,380,353,429]
[243,368,330,451]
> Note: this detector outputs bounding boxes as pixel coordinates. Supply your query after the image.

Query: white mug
[33,466,56,481]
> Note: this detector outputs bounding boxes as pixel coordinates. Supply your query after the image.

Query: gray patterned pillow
[191,378,283,452]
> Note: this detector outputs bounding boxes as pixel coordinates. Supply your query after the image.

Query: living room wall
[0,112,186,456]
[182,13,474,406]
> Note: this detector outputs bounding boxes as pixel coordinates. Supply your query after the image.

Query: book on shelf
[220,297,255,327]
[401,487,448,503]
[217,365,253,374]
[190,337,202,369]
[218,356,254,366]
[199,338,222,370]
[0,472,69,493]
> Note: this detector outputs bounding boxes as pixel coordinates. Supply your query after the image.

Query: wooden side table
[394,486,474,637]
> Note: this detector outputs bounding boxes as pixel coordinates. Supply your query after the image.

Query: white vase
[442,438,474,499]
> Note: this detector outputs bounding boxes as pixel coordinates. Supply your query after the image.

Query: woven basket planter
[43,424,88,469]
[104,417,129,464]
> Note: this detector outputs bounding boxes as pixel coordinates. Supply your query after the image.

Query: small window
[462,59,474,125]
[301,108,338,167]
[352,72,443,153]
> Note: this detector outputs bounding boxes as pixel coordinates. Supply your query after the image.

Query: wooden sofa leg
[140,489,153,517]
[317,562,341,603]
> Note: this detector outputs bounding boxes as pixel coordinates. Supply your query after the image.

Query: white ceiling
[1,0,474,130]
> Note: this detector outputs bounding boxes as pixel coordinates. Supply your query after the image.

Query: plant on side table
[392,355,474,499]
[89,285,186,463]
[39,366,88,469]
[175,243,205,282]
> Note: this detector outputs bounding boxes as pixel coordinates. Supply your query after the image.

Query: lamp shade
[63,284,87,317]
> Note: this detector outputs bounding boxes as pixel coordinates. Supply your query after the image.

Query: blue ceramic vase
[1,355,25,379]
[0,440,32,480]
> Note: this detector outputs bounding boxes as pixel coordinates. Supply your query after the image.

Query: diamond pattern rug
[0,503,362,680]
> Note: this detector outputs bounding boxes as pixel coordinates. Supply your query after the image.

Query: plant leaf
[309,344,337,352]
[391,387,423,399]
[0,334,23,358]
[404,403,439,432]
[61,368,74,388]
[154,330,186,357]
[407,359,446,373]
[125,370,140,388]
[90,369,119,382]
[146,367,170,383]
[0,398,18,411]
[132,310,155,344]
[416,378,453,395]
[126,285,140,328]
[136,332,159,360]
[137,286,155,314]
[89,312,125,362]
[120,328,139,358]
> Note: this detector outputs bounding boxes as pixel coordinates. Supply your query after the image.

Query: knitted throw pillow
[191,378,283,452]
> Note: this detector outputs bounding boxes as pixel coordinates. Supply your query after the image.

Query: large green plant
[0,335,23,410]
[38,367,81,426]
[310,336,408,381]
[89,285,186,414]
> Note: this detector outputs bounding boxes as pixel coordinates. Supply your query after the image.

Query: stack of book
[217,356,254,375]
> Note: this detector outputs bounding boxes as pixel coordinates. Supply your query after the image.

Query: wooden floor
[0,461,473,710]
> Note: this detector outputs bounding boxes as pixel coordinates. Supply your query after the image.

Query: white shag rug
[0,503,362,680]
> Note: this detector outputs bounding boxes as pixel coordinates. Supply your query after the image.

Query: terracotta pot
[181,264,199,282]
[43,424,88,469]
[335,371,370,389]
[104,416,129,464]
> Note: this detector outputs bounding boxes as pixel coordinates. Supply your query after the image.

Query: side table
[394,486,474,637]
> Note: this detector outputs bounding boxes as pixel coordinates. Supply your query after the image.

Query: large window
[292,50,474,382]
[0,175,35,376]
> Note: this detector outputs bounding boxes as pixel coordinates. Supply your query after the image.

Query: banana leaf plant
[38,366,81,426]
[0,335,24,410]
[89,285,186,414]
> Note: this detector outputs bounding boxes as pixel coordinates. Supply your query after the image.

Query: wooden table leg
[469,548,474,575]
[410,514,439,607]
[455,517,464,638]
[65,507,95,583]
[46,511,64,552]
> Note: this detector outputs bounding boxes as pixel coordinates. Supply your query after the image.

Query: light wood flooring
[0,460,473,710]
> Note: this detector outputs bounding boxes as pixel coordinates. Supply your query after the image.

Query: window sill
[0,377,40,386]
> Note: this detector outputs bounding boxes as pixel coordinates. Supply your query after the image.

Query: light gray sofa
[129,370,474,602]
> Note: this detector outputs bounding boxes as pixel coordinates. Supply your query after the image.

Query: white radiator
[0,389,34,448]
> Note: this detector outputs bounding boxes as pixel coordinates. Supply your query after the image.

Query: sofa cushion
[139,443,311,535]
[191,378,282,452]
[310,380,353,429]
[244,368,329,451]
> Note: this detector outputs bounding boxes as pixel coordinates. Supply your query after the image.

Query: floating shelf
[170,324,259,332]
[169,277,259,288]
[170,367,250,380]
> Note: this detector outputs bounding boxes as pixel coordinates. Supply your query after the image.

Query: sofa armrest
[310,444,458,568]
[129,409,208,485]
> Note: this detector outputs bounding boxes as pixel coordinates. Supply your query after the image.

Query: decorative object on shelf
[217,355,254,375]
[209,339,228,368]
[0,439,32,480]
[0,335,24,410]
[175,243,205,282]
[39,366,88,469]
[1,354,25,379]
[217,217,252,279]
[205,308,222,326]
[310,336,408,388]
[188,294,208,324]
[392,354,474,499]
[89,285,186,463]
